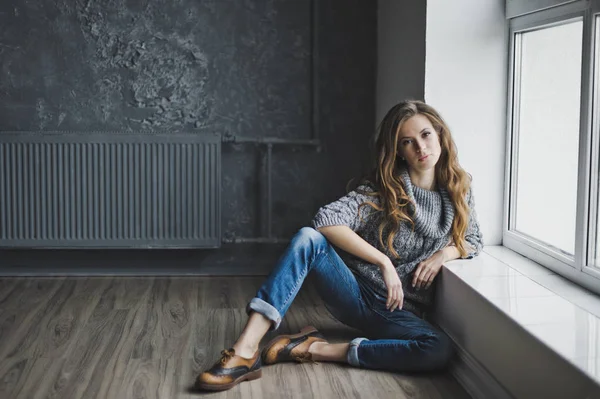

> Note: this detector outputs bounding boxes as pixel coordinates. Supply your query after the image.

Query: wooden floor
[0,276,470,399]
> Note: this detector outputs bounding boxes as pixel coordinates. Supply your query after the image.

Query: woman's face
[397,114,442,172]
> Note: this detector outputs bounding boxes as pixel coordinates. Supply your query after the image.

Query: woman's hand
[379,259,404,312]
[412,250,446,290]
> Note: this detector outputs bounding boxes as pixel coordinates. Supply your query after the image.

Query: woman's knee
[291,227,328,250]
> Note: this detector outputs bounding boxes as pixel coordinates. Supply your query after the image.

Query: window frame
[503,0,600,294]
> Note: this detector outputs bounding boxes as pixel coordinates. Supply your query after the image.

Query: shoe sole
[196,369,262,391]
[262,325,319,364]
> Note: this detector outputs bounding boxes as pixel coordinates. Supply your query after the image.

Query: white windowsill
[445,245,600,385]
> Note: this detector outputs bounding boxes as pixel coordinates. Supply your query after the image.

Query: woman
[195,100,483,391]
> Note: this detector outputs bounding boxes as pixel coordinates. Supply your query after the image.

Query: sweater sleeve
[311,185,380,232]
[461,186,484,259]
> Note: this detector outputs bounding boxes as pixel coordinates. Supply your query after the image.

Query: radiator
[0,132,221,248]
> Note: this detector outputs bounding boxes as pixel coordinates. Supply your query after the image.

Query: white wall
[425,0,507,245]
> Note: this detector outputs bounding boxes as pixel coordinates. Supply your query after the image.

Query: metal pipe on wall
[222,0,321,245]
[310,0,319,142]
[221,237,288,244]
[266,143,272,239]
[222,134,321,147]
[222,136,321,244]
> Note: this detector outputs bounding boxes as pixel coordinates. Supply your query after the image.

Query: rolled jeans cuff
[246,297,282,330]
[347,337,368,367]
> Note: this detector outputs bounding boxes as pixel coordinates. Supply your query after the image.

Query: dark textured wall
[377,0,426,123]
[0,0,313,133]
[0,0,376,264]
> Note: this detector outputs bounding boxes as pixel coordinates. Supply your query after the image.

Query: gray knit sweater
[311,168,483,315]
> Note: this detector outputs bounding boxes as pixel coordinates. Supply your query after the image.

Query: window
[505,1,600,294]
[513,20,583,256]
[593,15,600,271]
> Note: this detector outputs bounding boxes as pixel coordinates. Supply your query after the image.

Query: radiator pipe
[310,0,319,142]
[267,143,272,238]
[221,138,319,245]
[221,237,288,244]
[221,137,320,245]
[222,134,321,149]
[221,0,320,245]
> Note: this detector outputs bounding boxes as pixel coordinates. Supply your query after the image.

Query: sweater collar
[399,168,454,238]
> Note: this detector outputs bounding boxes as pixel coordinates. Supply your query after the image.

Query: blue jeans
[246,227,454,373]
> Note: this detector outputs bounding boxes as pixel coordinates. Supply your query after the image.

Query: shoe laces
[219,349,235,366]
[293,352,319,364]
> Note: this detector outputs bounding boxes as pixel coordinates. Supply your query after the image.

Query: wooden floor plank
[0,277,471,399]
[36,277,113,359]
[0,278,67,360]
[101,277,197,399]
[0,279,30,310]
[0,278,115,398]
[36,308,129,399]
[113,277,154,310]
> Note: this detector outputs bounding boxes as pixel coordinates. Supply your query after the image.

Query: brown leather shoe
[194,348,262,391]
[262,326,327,364]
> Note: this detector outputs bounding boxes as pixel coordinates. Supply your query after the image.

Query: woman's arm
[440,245,461,262]
[312,187,405,311]
[436,187,483,263]
[317,225,403,311]
[311,184,387,264]
[316,225,389,267]
[413,185,483,289]
[462,186,484,259]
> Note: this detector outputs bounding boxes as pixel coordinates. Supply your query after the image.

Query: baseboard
[0,244,284,276]
[447,336,514,399]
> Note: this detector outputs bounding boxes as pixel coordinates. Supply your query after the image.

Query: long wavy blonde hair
[353,100,473,259]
